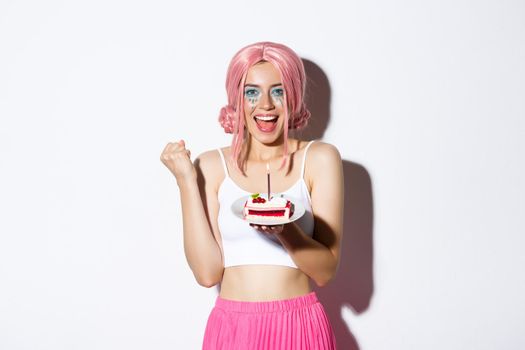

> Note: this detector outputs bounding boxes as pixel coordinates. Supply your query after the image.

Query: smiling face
[243,61,286,145]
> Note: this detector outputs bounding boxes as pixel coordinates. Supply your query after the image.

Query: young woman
[161,42,343,349]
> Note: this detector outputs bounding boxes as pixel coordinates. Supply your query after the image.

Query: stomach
[219,265,312,301]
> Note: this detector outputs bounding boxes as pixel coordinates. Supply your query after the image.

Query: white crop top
[217,140,316,268]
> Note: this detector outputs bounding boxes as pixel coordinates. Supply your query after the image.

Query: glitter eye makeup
[244,87,261,105]
[271,87,284,105]
[244,85,285,107]
[270,87,284,97]
[244,87,260,97]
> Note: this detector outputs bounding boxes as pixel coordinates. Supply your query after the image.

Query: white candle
[266,163,271,200]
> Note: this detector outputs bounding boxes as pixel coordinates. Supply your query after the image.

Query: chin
[248,126,284,144]
[258,134,286,147]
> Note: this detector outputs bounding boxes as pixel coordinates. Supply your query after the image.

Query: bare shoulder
[308,141,342,170]
[303,141,343,193]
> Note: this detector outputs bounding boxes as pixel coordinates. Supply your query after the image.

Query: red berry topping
[252,197,267,204]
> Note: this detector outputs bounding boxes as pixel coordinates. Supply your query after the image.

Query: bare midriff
[219,265,312,301]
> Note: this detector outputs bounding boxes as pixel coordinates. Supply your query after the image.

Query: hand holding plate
[249,223,284,234]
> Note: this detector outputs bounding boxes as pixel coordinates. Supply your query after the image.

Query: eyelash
[244,88,260,97]
[271,88,284,97]
[243,87,284,99]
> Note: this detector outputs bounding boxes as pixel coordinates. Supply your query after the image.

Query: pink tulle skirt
[202,291,336,349]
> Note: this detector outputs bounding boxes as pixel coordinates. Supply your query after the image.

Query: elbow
[314,274,334,288]
[313,266,338,288]
[314,279,328,288]
[194,270,223,288]
[196,275,220,288]
[197,278,219,288]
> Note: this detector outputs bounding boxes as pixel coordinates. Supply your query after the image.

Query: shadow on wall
[292,59,375,350]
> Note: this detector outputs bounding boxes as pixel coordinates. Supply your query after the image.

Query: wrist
[176,174,197,189]
[275,222,294,239]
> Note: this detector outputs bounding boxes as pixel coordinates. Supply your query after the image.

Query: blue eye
[244,88,260,97]
[271,88,284,97]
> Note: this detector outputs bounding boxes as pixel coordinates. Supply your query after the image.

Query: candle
[266,163,271,200]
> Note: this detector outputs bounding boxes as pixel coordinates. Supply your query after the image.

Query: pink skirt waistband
[214,291,319,313]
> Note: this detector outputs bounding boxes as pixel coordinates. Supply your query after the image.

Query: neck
[244,135,289,162]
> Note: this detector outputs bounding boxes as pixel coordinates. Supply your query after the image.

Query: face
[243,61,286,144]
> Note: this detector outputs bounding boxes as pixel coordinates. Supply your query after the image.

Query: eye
[271,87,284,97]
[244,88,260,97]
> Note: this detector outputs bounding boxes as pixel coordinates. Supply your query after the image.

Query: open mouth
[254,115,278,132]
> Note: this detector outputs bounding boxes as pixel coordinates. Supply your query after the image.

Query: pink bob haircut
[218,41,311,171]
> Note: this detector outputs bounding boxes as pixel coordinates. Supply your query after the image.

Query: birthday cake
[243,193,295,223]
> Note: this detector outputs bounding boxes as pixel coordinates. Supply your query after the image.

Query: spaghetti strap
[300,140,316,179]
[217,148,229,177]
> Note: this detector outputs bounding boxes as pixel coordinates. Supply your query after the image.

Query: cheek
[272,95,284,106]
[244,99,257,118]
[251,96,260,105]
[245,96,259,108]
[244,105,254,124]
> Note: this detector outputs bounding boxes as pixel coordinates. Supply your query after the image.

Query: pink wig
[218,41,311,171]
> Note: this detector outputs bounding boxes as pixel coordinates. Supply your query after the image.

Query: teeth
[254,115,278,121]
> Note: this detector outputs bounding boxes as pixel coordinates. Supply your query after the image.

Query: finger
[167,141,188,154]
[162,142,176,153]
[250,223,261,230]
[163,142,178,153]
[172,141,185,151]
[161,142,179,161]
[269,224,284,229]
[266,224,283,232]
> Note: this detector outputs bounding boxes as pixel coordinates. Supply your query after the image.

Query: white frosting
[246,196,288,209]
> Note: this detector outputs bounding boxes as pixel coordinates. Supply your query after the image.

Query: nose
[259,91,275,110]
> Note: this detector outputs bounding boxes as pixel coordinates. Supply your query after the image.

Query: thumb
[179,139,186,148]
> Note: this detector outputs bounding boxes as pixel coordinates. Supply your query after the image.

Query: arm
[258,142,344,287]
[161,141,224,287]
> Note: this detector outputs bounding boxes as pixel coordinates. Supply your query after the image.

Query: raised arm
[160,141,224,287]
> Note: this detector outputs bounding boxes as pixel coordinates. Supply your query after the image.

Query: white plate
[231,194,306,225]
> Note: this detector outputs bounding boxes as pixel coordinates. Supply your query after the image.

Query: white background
[1,0,524,349]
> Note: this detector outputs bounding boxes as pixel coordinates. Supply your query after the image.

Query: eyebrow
[244,83,283,88]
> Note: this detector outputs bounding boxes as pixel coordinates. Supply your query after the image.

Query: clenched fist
[160,140,196,184]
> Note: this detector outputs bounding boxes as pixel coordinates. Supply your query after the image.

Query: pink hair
[218,42,311,172]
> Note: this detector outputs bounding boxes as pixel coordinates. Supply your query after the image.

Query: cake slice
[243,193,294,223]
